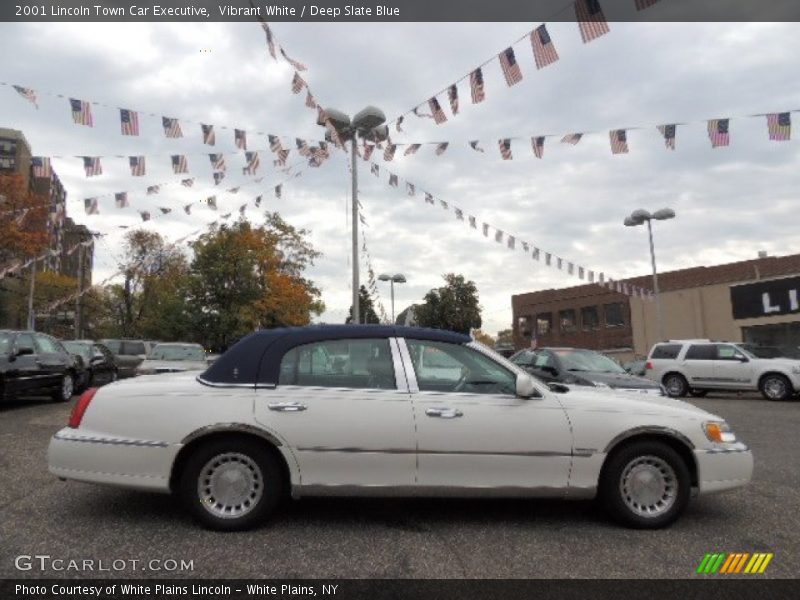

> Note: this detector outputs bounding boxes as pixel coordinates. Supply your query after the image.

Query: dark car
[0,330,78,402]
[63,341,118,391]
[510,347,663,395]
[99,339,158,378]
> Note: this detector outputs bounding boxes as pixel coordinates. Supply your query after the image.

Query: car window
[122,341,146,356]
[555,349,625,373]
[34,334,59,353]
[511,350,536,366]
[94,344,112,360]
[534,352,553,368]
[650,344,682,359]
[279,338,396,390]
[147,344,205,361]
[406,340,516,396]
[716,344,747,361]
[64,342,92,360]
[16,333,35,353]
[0,332,13,354]
[685,344,716,360]
[101,340,122,354]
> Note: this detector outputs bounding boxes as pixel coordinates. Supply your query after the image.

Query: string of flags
[365,158,654,299]
[0,238,93,280]
[387,0,663,131]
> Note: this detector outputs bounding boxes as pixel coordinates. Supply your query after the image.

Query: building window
[0,141,16,155]
[536,313,552,335]
[604,302,625,327]
[0,157,14,170]
[581,306,600,330]
[559,309,577,332]
[517,316,532,338]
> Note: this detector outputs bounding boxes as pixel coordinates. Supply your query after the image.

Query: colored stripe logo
[697,553,773,574]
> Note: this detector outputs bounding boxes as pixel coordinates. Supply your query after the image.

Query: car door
[6,333,42,395]
[253,337,417,489]
[713,344,754,389]
[681,343,718,387]
[33,334,69,387]
[399,338,573,492]
[92,344,114,384]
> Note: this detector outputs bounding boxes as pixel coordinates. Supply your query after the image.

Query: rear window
[650,344,682,359]
[122,341,146,355]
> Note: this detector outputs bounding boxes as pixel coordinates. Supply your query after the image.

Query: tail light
[69,387,98,428]
[645,361,654,370]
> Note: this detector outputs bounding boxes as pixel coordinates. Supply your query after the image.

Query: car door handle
[268,402,307,412]
[425,407,463,419]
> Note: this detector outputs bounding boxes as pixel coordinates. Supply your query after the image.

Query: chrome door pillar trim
[387,337,409,393]
[395,337,419,392]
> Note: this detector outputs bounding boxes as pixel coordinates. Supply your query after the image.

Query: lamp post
[378,273,406,323]
[317,106,387,324]
[624,208,676,341]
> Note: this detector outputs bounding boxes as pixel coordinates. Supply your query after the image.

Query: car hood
[570,370,661,389]
[137,359,207,372]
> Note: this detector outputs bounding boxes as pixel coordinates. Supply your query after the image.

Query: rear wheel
[178,438,284,531]
[663,373,689,398]
[600,441,691,529]
[760,374,793,401]
[51,373,73,402]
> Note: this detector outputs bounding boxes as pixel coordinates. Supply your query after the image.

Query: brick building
[512,253,800,361]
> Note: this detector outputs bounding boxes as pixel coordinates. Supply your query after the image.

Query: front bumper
[694,442,753,494]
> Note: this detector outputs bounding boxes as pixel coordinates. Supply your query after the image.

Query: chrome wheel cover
[197,452,263,520]
[763,377,786,399]
[620,455,678,518]
[664,376,684,396]
[62,374,73,400]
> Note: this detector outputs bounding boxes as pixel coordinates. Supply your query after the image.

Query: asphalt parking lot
[0,392,797,579]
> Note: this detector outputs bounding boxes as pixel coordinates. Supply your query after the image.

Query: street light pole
[351,138,360,324]
[379,273,406,324]
[26,257,36,330]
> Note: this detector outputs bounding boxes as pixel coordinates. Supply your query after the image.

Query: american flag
[522,241,529,252]
[470,68,485,104]
[766,112,791,141]
[428,97,447,124]
[261,23,277,59]
[281,47,307,71]
[499,47,523,87]
[181,178,195,187]
[273,148,290,166]
[291,72,306,94]
[184,204,192,214]
[305,91,316,108]
[209,154,226,171]
[172,154,189,174]
[274,184,282,199]
[469,140,485,152]
[588,270,594,282]
[396,116,404,132]
[129,156,145,176]
[530,25,559,69]
[532,136,545,159]
[557,257,563,270]
[84,198,99,215]
[482,223,489,237]
[499,139,513,160]
[508,236,516,250]
[70,98,93,126]
[120,109,139,135]
[227,186,240,194]
[371,163,379,176]
[545,253,552,266]
[412,106,432,119]
[207,196,217,209]
[425,193,434,204]
[254,196,262,208]
[575,0,610,44]
[162,117,182,138]
[561,133,583,145]
[139,211,151,222]
[389,173,398,187]
[384,144,397,162]
[657,124,677,150]
[239,203,247,215]
[31,156,52,178]
[244,151,261,175]
[708,119,730,148]
[114,192,129,208]
[469,215,477,228]
[610,129,629,154]
[455,208,464,220]
[13,85,38,108]
[578,267,585,279]
[495,230,503,243]
[82,156,102,177]
[147,185,160,195]
[268,134,283,152]
[406,182,415,196]
[296,138,312,156]
[568,262,575,275]
[234,129,247,150]
[404,144,421,156]
[159,207,172,215]
[448,84,459,115]
[213,172,226,185]
[635,0,660,10]
[363,145,375,161]
[435,142,449,156]
[440,200,449,209]
[201,124,216,145]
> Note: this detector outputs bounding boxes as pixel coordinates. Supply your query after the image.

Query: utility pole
[74,243,83,339]
[351,138,360,324]
[26,257,36,330]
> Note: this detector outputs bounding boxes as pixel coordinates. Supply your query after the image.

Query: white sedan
[48,325,753,530]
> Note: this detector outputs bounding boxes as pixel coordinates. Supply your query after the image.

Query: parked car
[99,339,158,378]
[623,359,648,377]
[645,339,800,401]
[62,341,118,390]
[136,343,208,375]
[737,343,800,360]
[510,347,663,395]
[48,325,752,531]
[0,330,78,402]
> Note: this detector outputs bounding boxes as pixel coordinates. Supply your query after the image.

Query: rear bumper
[694,444,753,494]
[47,428,175,493]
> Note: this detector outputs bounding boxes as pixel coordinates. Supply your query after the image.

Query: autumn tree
[496,329,513,346]
[0,270,77,331]
[346,285,380,324]
[0,173,49,266]
[472,329,495,347]
[415,273,482,334]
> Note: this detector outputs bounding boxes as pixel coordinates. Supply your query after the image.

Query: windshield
[101,339,122,353]
[63,342,92,360]
[555,349,626,373]
[147,344,205,361]
[0,332,12,354]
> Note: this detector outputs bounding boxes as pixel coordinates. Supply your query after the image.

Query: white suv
[645,340,800,401]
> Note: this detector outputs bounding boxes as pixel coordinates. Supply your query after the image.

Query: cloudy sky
[2,19,799,335]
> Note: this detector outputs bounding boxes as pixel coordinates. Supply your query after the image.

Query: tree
[0,173,49,267]
[496,329,513,346]
[0,270,78,331]
[187,214,324,351]
[414,273,482,334]
[472,329,495,347]
[346,285,380,324]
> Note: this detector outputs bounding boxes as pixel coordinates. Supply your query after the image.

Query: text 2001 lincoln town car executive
[48,325,753,530]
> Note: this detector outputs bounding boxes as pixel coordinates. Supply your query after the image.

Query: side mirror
[737,355,749,363]
[547,382,571,394]
[515,373,539,399]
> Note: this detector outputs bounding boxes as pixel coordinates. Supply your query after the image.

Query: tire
[599,440,691,529]
[51,373,74,402]
[178,438,284,531]
[688,390,708,398]
[663,373,689,398]
[759,373,794,402]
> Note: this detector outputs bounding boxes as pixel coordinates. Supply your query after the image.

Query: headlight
[703,421,737,443]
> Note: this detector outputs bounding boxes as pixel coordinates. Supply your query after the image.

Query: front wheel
[178,438,284,531]
[663,373,689,398]
[760,374,793,401]
[599,441,691,529]
[51,373,74,402]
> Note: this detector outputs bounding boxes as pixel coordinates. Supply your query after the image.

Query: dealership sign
[730,276,800,319]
